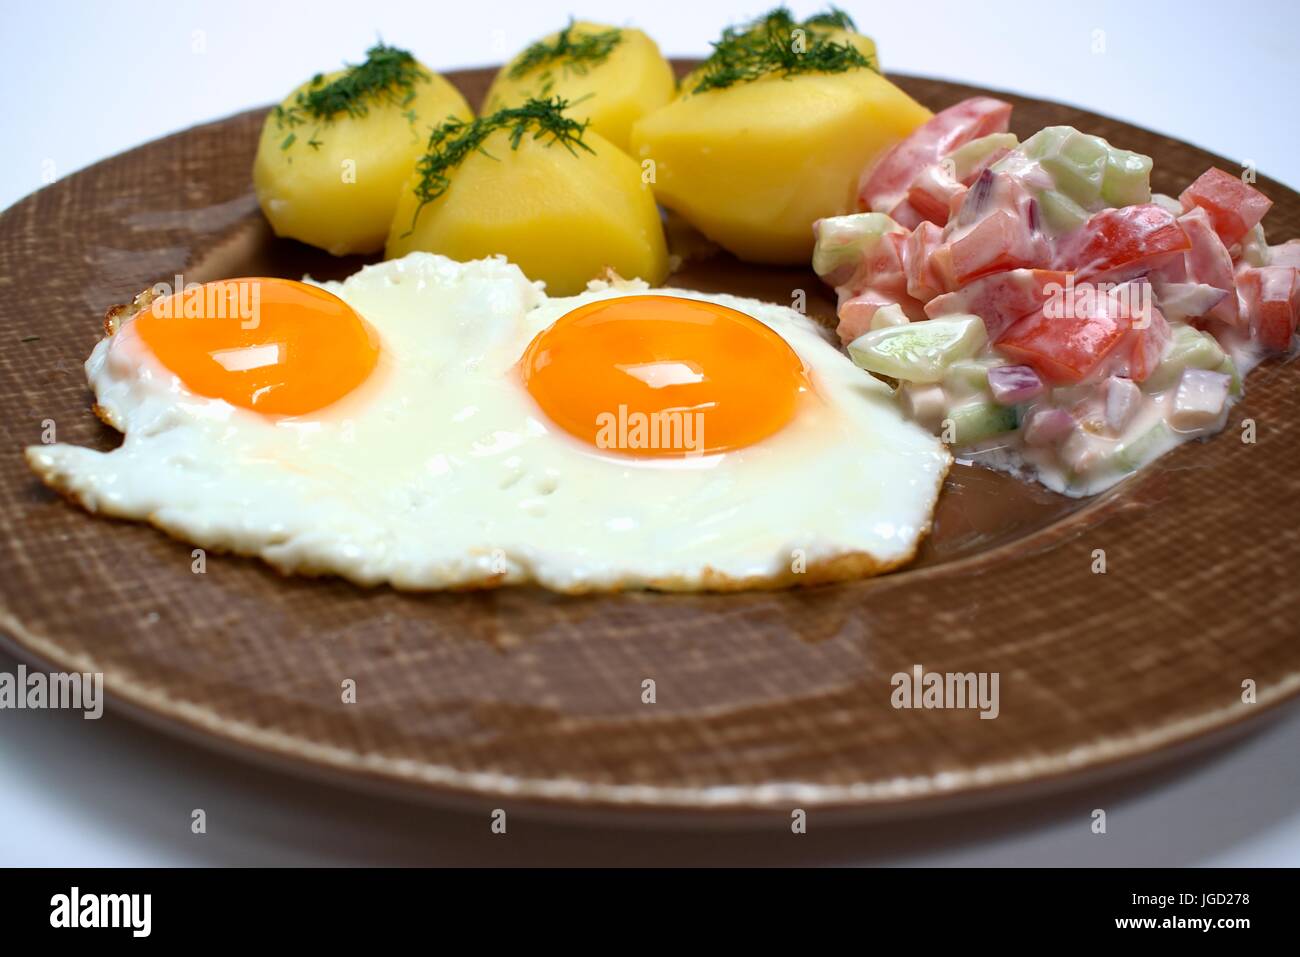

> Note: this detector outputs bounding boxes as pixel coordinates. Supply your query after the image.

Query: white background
[2,0,1298,865]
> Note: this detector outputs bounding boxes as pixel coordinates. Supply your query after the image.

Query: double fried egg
[27,254,950,592]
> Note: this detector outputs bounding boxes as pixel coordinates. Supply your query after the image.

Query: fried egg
[26,254,950,592]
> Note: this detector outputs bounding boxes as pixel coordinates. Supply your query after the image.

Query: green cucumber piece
[1216,355,1242,397]
[1142,325,1227,393]
[1038,189,1091,234]
[869,302,910,331]
[812,213,902,281]
[946,400,1018,446]
[943,356,1006,397]
[1114,421,1176,473]
[946,133,1019,182]
[1102,147,1154,207]
[847,314,988,384]
[1040,130,1109,208]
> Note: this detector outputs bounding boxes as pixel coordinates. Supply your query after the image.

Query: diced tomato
[950,210,1048,284]
[925,268,1072,342]
[857,97,1013,215]
[1126,299,1172,383]
[1055,204,1191,281]
[903,221,949,302]
[833,232,928,342]
[1179,167,1273,247]
[1237,265,1300,352]
[906,164,965,226]
[835,286,927,343]
[997,283,1152,384]
[885,198,925,230]
[1178,207,1239,325]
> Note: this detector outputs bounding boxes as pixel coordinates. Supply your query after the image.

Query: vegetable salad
[815,98,1298,495]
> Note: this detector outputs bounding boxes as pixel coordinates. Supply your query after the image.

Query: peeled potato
[483,22,675,153]
[631,66,930,264]
[385,126,668,296]
[254,61,472,256]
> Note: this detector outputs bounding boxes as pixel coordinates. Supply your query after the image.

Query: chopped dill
[508,21,623,80]
[691,7,875,94]
[403,97,594,235]
[297,44,427,120]
[273,43,429,150]
[803,8,858,30]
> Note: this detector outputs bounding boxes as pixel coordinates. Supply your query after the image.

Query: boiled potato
[630,16,928,265]
[385,124,668,296]
[254,48,473,256]
[483,21,675,153]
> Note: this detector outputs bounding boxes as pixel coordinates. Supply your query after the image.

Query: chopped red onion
[987,364,1044,405]
[967,167,994,216]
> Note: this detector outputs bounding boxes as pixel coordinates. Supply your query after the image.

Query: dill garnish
[508,21,624,80]
[403,97,594,235]
[297,44,427,120]
[273,43,428,149]
[690,6,875,94]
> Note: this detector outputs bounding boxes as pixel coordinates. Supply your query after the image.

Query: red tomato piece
[1126,300,1173,383]
[1237,265,1300,352]
[1178,207,1240,325]
[1179,167,1273,247]
[997,283,1145,384]
[1054,204,1191,281]
[950,210,1047,285]
[925,268,1072,342]
[906,164,965,226]
[857,97,1013,215]
[903,221,949,302]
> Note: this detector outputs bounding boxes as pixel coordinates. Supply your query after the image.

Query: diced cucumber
[1019,126,1073,161]
[812,213,902,281]
[1151,193,1185,216]
[946,133,1019,182]
[847,314,988,384]
[1038,189,1090,235]
[1005,125,1151,219]
[943,356,1006,398]
[1039,130,1109,208]
[945,400,1018,446]
[1141,325,1227,393]
[869,302,910,331]
[1216,355,1242,396]
[1114,421,1176,473]
[1101,148,1153,207]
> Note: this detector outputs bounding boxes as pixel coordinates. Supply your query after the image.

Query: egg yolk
[134,278,379,416]
[521,295,809,457]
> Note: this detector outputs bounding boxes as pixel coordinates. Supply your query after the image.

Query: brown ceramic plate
[2,65,1298,823]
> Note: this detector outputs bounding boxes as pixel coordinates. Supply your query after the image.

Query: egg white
[26,253,951,592]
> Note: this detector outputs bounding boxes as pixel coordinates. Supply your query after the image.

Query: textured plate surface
[1,66,1298,820]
